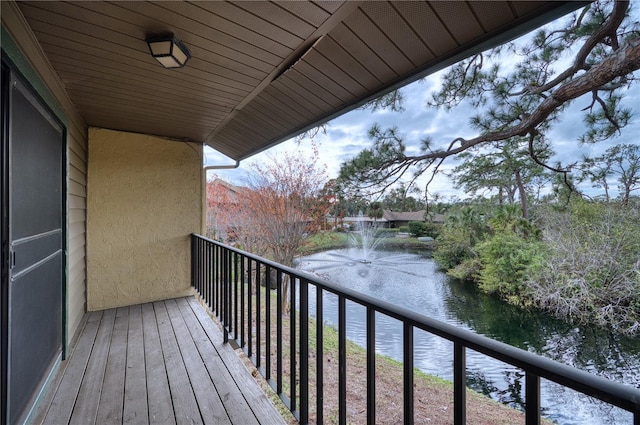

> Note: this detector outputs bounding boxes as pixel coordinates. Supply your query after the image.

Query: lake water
[296,248,640,425]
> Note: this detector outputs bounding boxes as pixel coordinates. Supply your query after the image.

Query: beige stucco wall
[87,128,202,310]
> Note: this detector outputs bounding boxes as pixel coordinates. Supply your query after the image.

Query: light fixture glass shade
[146,35,190,68]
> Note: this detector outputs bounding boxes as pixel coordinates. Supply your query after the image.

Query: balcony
[32,297,287,425]
[191,234,640,425]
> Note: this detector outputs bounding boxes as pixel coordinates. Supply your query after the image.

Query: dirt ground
[228,289,533,425]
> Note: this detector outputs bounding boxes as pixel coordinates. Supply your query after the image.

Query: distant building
[383,210,427,228]
[340,210,444,229]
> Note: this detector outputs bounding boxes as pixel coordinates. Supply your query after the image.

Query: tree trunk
[515,168,529,219]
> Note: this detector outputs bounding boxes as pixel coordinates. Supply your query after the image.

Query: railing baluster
[300,278,309,425]
[256,261,262,369]
[403,322,414,425]
[234,251,239,339]
[316,286,324,425]
[290,274,297,415]
[190,235,196,291]
[240,254,245,348]
[216,242,220,313]
[367,306,376,425]
[338,295,346,425]
[228,251,233,335]
[277,269,283,395]
[265,265,271,382]
[223,247,229,343]
[248,259,253,359]
[454,342,466,425]
[200,238,205,306]
[526,372,540,425]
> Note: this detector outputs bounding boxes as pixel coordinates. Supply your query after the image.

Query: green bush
[408,221,430,237]
[375,228,397,237]
[447,257,482,282]
[433,227,476,271]
[398,225,410,233]
[476,232,544,301]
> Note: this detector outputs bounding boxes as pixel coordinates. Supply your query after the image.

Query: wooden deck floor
[33,296,287,425]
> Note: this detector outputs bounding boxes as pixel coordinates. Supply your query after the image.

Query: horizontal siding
[1,1,89,344]
[67,112,88,341]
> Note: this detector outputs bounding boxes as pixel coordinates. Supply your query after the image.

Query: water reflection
[296,248,640,425]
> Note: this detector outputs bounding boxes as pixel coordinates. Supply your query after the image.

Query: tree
[382,184,424,212]
[582,144,640,204]
[366,201,383,222]
[233,146,328,309]
[338,1,639,198]
[241,147,328,266]
[450,137,552,218]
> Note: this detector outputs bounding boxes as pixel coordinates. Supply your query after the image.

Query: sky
[204,7,640,202]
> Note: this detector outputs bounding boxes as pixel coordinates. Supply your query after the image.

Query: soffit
[15,1,581,161]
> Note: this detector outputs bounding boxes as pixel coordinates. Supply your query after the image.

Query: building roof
[383,210,426,222]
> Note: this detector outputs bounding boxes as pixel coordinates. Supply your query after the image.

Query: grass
[299,231,432,256]
[221,287,544,425]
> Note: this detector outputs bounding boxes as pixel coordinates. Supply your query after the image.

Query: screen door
[2,61,65,425]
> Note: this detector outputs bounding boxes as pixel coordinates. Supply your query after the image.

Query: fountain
[346,219,386,263]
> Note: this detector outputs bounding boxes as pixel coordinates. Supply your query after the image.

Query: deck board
[123,304,148,425]
[96,306,128,424]
[153,300,204,425]
[177,298,260,425]
[69,308,116,425]
[186,297,287,425]
[141,303,175,425]
[165,298,231,424]
[40,311,102,425]
[35,297,286,425]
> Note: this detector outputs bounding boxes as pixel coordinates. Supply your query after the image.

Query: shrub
[529,201,640,334]
[408,221,430,237]
[476,232,544,302]
[433,228,476,271]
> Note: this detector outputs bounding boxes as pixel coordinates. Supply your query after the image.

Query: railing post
[265,265,271,382]
[240,253,246,348]
[526,372,540,425]
[338,296,347,425]
[366,307,376,425]
[316,287,324,425]
[289,274,297,415]
[256,261,262,370]
[222,246,229,343]
[247,259,253,359]
[454,342,466,425]
[299,278,309,425]
[190,234,196,291]
[403,322,414,425]
[276,270,283,395]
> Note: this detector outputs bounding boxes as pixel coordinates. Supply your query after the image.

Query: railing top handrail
[192,234,640,413]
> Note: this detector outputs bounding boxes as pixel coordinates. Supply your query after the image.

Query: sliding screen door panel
[5,72,64,425]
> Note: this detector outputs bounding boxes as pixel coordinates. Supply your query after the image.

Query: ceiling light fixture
[146,34,190,69]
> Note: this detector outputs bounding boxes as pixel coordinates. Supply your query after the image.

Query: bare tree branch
[402,37,640,163]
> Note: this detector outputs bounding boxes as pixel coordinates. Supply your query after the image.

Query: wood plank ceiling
[15,1,580,161]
